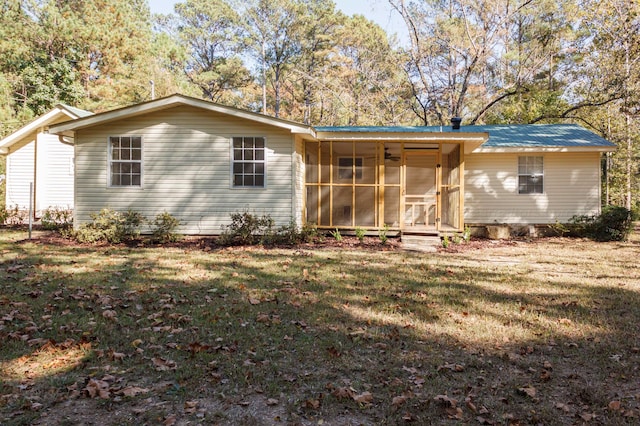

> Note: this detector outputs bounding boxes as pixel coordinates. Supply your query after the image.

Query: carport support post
[28,182,33,239]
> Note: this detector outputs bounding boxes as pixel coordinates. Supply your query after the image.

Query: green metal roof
[316,123,616,148]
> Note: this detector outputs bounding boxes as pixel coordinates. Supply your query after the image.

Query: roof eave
[0,106,82,152]
[48,94,314,136]
[472,146,617,153]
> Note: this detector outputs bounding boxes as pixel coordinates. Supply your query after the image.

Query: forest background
[0,0,638,212]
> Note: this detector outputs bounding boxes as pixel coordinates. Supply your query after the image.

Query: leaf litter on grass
[1,230,639,424]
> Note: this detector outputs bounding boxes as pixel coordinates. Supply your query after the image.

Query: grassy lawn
[1,228,639,425]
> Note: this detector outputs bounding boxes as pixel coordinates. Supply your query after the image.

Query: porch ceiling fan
[384,146,400,162]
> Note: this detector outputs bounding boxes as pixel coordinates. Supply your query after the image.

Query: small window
[338,157,363,180]
[109,136,142,187]
[518,156,543,194]
[232,137,266,188]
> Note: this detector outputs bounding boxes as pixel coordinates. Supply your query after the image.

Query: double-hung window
[518,156,543,194]
[109,136,142,187]
[232,136,265,187]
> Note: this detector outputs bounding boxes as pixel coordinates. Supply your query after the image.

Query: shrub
[41,207,73,230]
[0,205,22,225]
[441,234,450,248]
[591,206,633,241]
[74,208,146,243]
[566,206,632,242]
[355,227,366,243]
[378,224,389,245]
[330,228,342,242]
[151,211,181,243]
[219,211,275,245]
[300,222,318,243]
[462,225,471,242]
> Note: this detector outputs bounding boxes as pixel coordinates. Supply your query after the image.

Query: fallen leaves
[517,385,537,399]
[152,357,177,371]
[353,391,373,404]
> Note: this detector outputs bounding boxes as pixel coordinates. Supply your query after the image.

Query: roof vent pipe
[451,117,462,130]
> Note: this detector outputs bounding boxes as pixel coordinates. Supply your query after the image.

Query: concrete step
[401,234,441,252]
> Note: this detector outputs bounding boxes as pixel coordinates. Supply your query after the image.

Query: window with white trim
[232,136,265,187]
[109,136,142,186]
[518,156,543,194]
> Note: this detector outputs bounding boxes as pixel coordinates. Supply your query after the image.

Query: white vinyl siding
[464,152,602,224]
[37,133,74,211]
[74,105,297,234]
[5,141,34,210]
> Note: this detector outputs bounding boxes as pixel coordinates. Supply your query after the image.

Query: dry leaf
[332,387,354,399]
[353,391,373,404]
[152,357,177,371]
[402,413,416,422]
[304,398,320,409]
[608,400,622,411]
[102,310,117,321]
[184,400,198,413]
[189,342,211,354]
[438,363,465,372]
[110,350,126,361]
[267,398,279,406]
[434,394,457,407]
[579,412,596,421]
[518,386,536,398]
[120,386,150,397]
[447,407,463,419]
[256,313,270,323]
[392,395,408,406]
[85,379,110,399]
[249,297,260,305]
[164,414,177,426]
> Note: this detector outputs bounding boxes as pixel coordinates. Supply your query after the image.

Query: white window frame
[231,136,267,188]
[518,156,543,194]
[108,136,143,188]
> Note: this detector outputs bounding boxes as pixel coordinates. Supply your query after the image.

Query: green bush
[378,224,389,245]
[219,211,275,245]
[74,208,146,243]
[355,226,366,243]
[330,228,342,242]
[41,207,73,230]
[0,205,22,225]
[151,211,181,243]
[567,206,633,242]
[219,213,318,246]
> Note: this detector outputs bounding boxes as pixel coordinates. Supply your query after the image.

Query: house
[0,104,92,217]
[48,94,616,235]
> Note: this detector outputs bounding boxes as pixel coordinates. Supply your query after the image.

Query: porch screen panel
[384,145,401,184]
[355,143,377,184]
[305,141,319,183]
[333,142,353,182]
[441,144,461,229]
[355,186,376,226]
[332,186,353,226]
[306,186,319,225]
[320,185,331,226]
[384,186,400,227]
[320,142,331,183]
